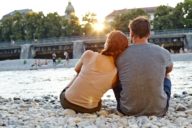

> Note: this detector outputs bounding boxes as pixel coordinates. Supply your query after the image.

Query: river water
[0,53,192,99]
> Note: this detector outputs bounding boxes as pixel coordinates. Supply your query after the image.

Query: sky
[0,0,184,21]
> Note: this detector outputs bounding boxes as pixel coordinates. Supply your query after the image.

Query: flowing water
[0,53,192,99]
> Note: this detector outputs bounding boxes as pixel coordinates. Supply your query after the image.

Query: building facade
[105,7,157,22]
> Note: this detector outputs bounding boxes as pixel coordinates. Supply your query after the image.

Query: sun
[92,22,105,32]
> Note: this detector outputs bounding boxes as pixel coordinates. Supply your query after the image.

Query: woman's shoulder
[83,50,98,57]
[84,50,94,54]
[80,50,97,61]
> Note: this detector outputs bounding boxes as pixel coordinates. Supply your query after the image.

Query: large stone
[176,104,187,111]
[63,109,76,116]
[97,110,109,117]
[185,109,192,115]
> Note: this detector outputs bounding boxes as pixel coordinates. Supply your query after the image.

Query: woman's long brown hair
[101,30,129,61]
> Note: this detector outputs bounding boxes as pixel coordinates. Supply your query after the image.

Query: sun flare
[93,22,105,32]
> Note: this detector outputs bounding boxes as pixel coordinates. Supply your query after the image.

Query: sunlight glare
[93,22,105,32]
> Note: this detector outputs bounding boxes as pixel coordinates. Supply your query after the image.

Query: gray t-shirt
[117,43,173,116]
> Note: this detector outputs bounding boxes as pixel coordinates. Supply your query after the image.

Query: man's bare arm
[166,64,173,75]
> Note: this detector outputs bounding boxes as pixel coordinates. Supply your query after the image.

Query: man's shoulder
[148,43,170,52]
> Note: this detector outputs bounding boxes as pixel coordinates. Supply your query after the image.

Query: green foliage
[62,14,82,36]
[24,12,47,40]
[0,11,82,41]
[181,0,192,28]
[44,12,62,37]
[0,16,13,41]
[153,0,192,30]
[153,6,174,30]
[112,9,148,32]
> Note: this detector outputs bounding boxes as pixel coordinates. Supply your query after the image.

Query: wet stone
[13,97,21,101]
[182,91,188,95]
[173,93,181,98]
[176,104,187,111]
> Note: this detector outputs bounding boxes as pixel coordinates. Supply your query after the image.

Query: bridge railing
[0,40,33,49]
[152,28,192,35]
[0,35,107,49]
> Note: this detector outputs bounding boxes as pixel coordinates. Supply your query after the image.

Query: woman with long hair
[60,30,128,113]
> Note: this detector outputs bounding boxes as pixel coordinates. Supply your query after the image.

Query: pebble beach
[1,93,192,128]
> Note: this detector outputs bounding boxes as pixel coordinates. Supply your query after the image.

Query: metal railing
[0,35,106,49]
[152,28,192,35]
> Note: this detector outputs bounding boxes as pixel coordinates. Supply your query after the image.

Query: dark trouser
[59,87,101,113]
[164,77,172,109]
[113,78,172,114]
[113,82,123,113]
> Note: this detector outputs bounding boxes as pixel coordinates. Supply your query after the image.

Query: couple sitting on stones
[60,16,173,116]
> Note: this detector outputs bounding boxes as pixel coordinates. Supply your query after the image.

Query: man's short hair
[129,16,150,38]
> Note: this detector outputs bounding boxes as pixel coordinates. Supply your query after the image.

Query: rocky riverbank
[1,92,192,128]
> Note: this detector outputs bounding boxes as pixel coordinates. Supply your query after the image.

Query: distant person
[60,30,128,113]
[52,52,56,66]
[64,51,69,65]
[31,59,38,70]
[113,16,173,116]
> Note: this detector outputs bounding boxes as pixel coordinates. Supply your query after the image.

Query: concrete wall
[72,41,84,59]
[20,44,32,59]
[186,34,192,49]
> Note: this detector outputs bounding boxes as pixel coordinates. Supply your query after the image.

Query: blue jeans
[164,77,172,109]
[113,78,172,113]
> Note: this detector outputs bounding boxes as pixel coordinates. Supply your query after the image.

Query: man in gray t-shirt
[114,16,173,116]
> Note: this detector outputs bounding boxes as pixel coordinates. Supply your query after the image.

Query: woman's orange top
[65,50,117,108]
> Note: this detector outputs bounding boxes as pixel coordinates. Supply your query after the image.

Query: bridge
[0,28,192,60]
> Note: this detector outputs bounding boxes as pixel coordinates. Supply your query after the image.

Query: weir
[73,41,84,59]
[20,44,31,59]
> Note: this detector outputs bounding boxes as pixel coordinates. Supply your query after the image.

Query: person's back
[117,43,172,116]
[60,30,129,113]
[114,16,173,116]
[65,50,117,108]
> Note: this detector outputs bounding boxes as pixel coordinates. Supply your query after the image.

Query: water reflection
[0,60,192,98]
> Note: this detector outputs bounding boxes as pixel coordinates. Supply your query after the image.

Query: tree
[170,3,185,29]
[181,0,192,28]
[23,12,45,40]
[0,16,13,41]
[43,12,62,38]
[82,12,97,24]
[112,9,148,32]
[153,5,174,30]
[61,14,82,36]
[10,12,25,40]
[153,0,192,30]
[82,12,97,35]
